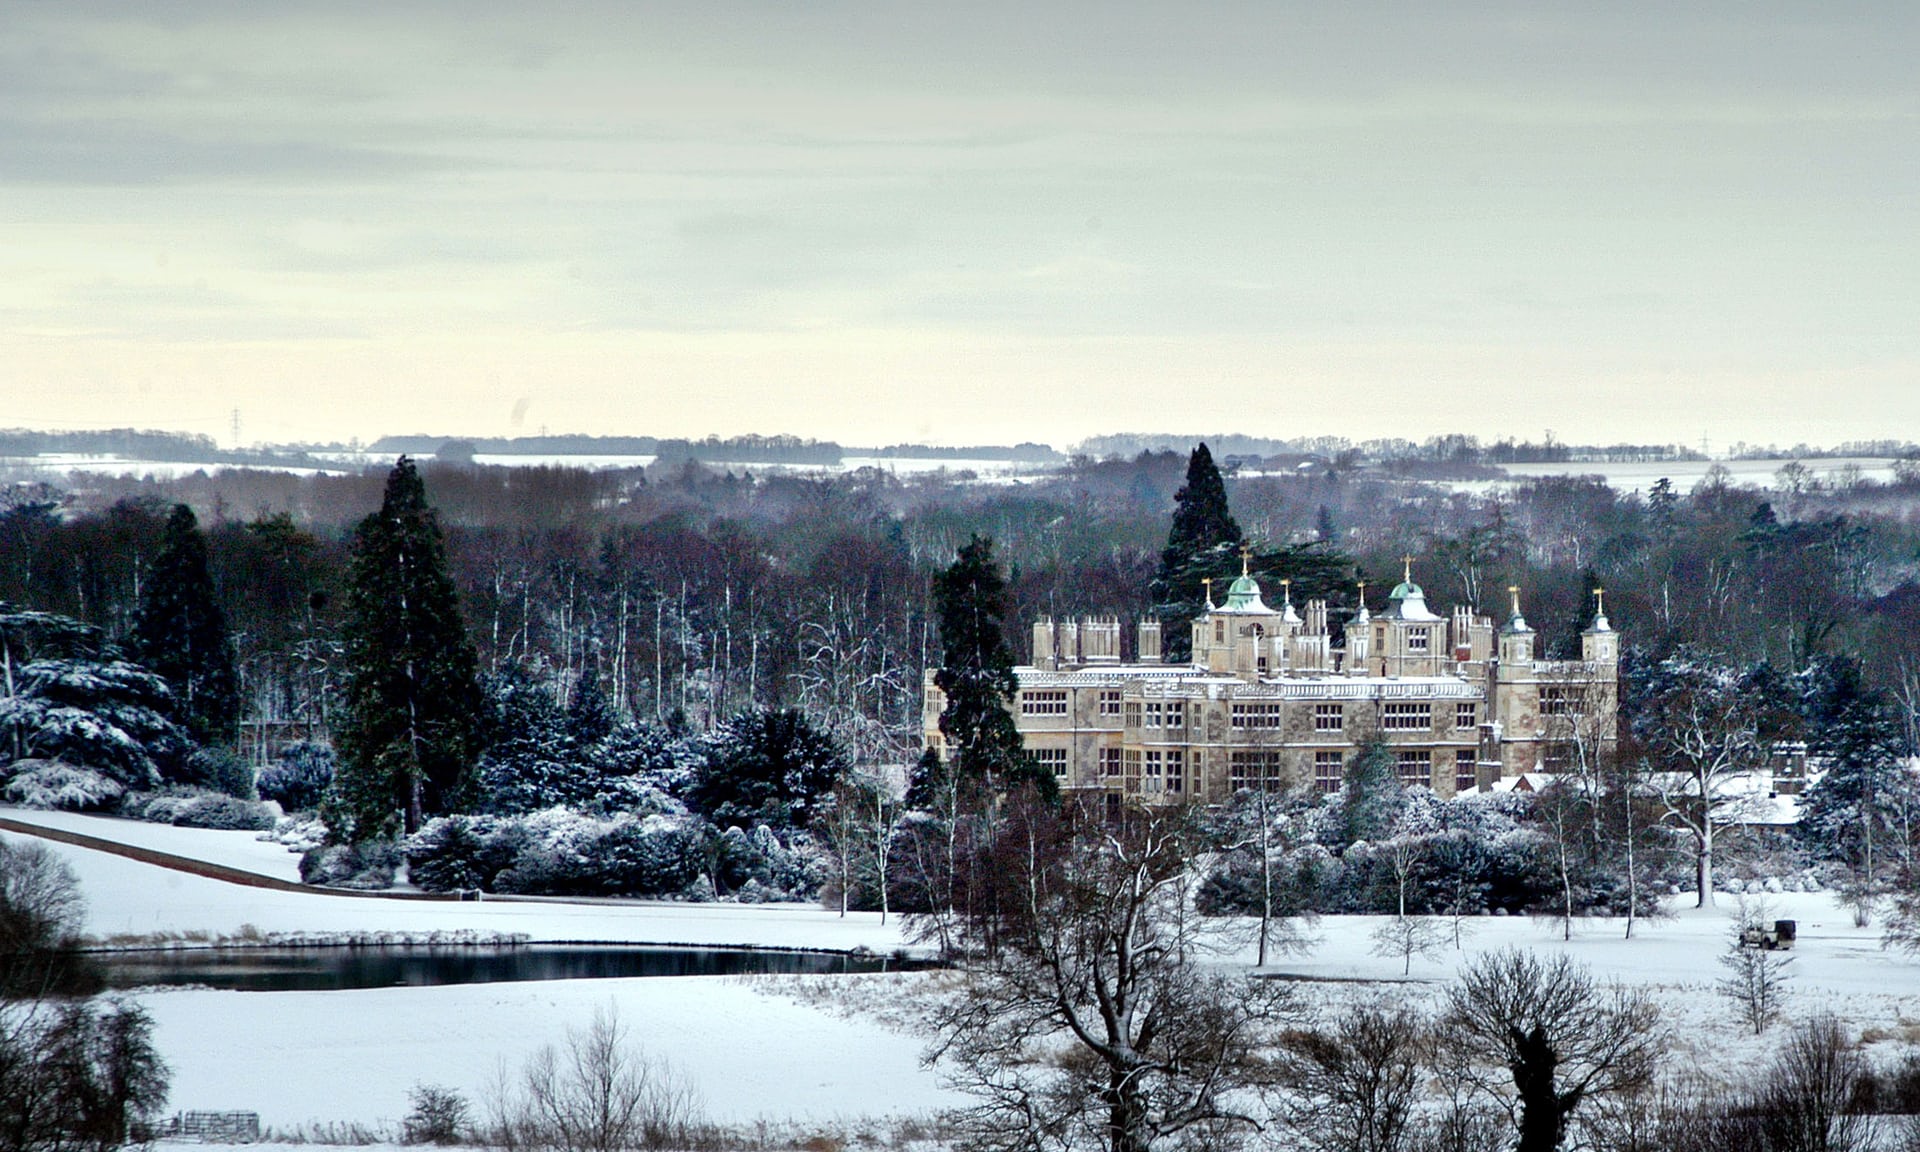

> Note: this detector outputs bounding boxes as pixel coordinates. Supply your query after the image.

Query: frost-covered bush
[1,760,125,811]
[405,815,526,893]
[258,742,335,812]
[264,815,328,853]
[300,839,401,889]
[0,658,193,788]
[120,787,276,831]
[489,809,709,898]
[181,746,255,798]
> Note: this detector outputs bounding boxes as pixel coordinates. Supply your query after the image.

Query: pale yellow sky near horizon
[3,3,1916,449]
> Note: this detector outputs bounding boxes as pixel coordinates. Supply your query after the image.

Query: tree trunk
[1512,1027,1572,1152]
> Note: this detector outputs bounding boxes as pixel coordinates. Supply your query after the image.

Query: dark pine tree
[132,504,239,745]
[932,535,1052,799]
[693,707,848,829]
[1800,669,1915,887]
[1152,443,1244,661]
[329,458,485,839]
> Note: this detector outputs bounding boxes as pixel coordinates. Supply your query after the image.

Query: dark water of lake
[100,944,923,992]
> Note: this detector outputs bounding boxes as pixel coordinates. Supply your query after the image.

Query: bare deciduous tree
[1278,1000,1424,1152]
[484,1007,706,1152]
[925,800,1294,1152]
[1438,949,1664,1152]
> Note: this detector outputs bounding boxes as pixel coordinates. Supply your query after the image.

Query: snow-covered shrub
[119,787,276,831]
[258,742,335,812]
[405,816,526,893]
[300,840,401,889]
[0,658,193,788]
[181,746,255,798]
[1,760,125,811]
[264,815,328,853]
[489,809,708,898]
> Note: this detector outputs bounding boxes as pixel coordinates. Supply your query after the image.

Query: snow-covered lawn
[0,824,914,953]
[1,807,308,883]
[142,974,958,1131]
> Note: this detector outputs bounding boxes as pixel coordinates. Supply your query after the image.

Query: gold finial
[1240,544,1252,577]
[1402,555,1413,582]
[1593,587,1606,615]
[1508,585,1522,617]
[1280,577,1292,606]
[1202,576,1214,608]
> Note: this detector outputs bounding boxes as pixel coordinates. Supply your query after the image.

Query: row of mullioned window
[1031,693,1483,732]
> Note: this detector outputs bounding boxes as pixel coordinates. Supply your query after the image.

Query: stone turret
[1581,589,1618,667]
[1137,618,1162,663]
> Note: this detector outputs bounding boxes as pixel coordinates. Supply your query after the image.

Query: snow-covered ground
[2,808,308,883]
[0,820,914,952]
[11,817,1920,1138]
[140,974,956,1130]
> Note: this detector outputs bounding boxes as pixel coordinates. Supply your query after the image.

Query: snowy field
[0,823,913,954]
[10,817,1920,1137]
[1479,456,1898,496]
[2,808,309,883]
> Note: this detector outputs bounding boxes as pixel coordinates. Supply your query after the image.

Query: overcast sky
[2,2,1916,449]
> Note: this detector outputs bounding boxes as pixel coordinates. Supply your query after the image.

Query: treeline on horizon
[9,425,1920,469]
[7,443,1920,764]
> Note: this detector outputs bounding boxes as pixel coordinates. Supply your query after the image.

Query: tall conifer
[1152,443,1244,661]
[931,535,1051,799]
[330,458,484,838]
[133,504,238,745]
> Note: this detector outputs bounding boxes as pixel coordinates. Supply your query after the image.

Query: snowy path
[1,807,310,882]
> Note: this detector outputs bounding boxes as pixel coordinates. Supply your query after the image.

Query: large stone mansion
[922,562,1619,802]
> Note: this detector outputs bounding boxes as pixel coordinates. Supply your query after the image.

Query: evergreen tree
[132,504,238,745]
[1338,739,1405,846]
[692,707,847,829]
[1801,683,1916,887]
[329,458,485,839]
[1152,443,1243,661]
[932,535,1051,798]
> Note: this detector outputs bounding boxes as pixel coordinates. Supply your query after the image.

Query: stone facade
[922,566,1619,802]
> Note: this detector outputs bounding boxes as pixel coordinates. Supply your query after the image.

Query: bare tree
[1369,915,1447,976]
[1278,1000,1424,1152]
[484,1007,706,1152]
[1757,1015,1877,1152]
[925,799,1294,1152]
[1438,949,1664,1152]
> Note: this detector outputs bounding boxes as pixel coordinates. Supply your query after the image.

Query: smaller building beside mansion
[922,562,1619,802]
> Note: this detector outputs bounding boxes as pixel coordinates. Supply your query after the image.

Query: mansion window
[1313,750,1344,794]
[1098,690,1124,717]
[1313,703,1344,733]
[1540,685,1581,717]
[1124,702,1142,726]
[1032,747,1069,776]
[1142,749,1185,795]
[1145,701,1186,728]
[1454,749,1477,794]
[1231,702,1282,729]
[1229,750,1285,793]
[1100,747,1124,778]
[1407,627,1430,653]
[1396,749,1433,789]
[1381,702,1432,731]
[1456,701,1477,730]
[1021,690,1068,716]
